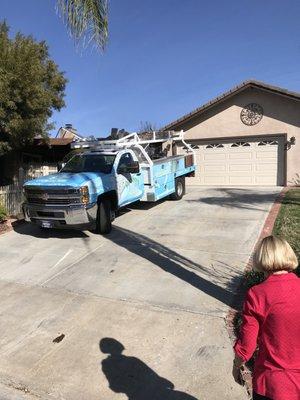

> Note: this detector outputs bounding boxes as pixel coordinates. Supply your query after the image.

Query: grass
[242,189,300,291]
[273,188,300,275]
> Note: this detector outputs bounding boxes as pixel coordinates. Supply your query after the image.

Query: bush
[244,270,265,289]
[0,203,7,222]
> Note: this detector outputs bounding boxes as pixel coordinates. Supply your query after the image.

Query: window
[231,141,250,147]
[61,154,116,174]
[117,153,134,172]
[258,140,278,146]
[132,147,148,163]
[206,143,224,149]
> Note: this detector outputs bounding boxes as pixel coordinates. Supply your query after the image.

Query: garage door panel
[255,176,277,185]
[187,136,284,186]
[255,163,277,172]
[204,164,226,172]
[203,176,228,185]
[229,152,252,160]
[229,176,253,185]
[203,153,227,161]
[229,164,252,172]
[255,156,277,162]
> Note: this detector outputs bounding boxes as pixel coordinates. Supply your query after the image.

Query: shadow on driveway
[186,188,280,211]
[106,226,241,308]
[12,221,90,239]
[100,338,198,400]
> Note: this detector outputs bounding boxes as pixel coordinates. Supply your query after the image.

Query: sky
[1,0,300,137]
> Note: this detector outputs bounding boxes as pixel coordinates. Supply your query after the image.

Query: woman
[233,235,300,400]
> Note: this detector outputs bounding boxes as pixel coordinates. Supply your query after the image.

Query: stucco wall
[179,88,300,185]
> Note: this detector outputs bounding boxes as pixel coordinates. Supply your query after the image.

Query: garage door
[186,137,284,186]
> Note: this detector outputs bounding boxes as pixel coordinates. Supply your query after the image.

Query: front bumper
[23,202,98,229]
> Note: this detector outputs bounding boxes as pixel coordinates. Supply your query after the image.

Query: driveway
[0,187,281,400]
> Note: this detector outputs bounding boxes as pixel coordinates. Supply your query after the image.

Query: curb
[226,187,288,396]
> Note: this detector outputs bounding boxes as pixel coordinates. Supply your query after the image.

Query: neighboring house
[0,125,83,185]
[164,80,300,186]
[0,125,79,214]
[56,124,84,141]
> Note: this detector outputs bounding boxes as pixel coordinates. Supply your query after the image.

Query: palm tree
[57,0,108,50]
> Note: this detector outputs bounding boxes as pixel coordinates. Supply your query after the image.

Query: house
[56,124,84,141]
[0,125,80,215]
[164,80,300,186]
[0,125,81,185]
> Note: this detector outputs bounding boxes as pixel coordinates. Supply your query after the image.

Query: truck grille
[25,187,82,206]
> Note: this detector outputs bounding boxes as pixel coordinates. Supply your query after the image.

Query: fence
[0,163,58,216]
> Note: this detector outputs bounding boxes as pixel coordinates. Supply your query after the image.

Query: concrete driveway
[0,187,281,400]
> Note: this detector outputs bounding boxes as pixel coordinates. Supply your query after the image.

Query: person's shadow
[100,338,198,400]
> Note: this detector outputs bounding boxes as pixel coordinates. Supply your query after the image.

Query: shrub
[244,270,265,289]
[0,203,7,223]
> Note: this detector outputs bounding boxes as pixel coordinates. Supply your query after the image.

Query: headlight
[80,185,89,205]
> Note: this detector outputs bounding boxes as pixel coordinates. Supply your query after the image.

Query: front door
[116,152,144,206]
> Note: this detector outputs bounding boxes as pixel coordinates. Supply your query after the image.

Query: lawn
[273,188,300,273]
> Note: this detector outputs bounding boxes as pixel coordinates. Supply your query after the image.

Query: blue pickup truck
[23,131,195,234]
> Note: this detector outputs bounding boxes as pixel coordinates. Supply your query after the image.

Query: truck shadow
[117,198,167,217]
[100,337,199,400]
[12,200,167,238]
[12,221,90,239]
[107,226,241,309]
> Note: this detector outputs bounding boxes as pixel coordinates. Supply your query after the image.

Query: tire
[96,199,112,234]
[170,177,185,200]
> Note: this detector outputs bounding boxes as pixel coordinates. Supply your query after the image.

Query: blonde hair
[254,235,298,272]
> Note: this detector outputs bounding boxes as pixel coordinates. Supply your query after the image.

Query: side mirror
[57,162,66,171]
[126,161,140,174]
[117,161,140,174]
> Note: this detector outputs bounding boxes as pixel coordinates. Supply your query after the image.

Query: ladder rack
[70,130,195,169]
[71,130,186,150]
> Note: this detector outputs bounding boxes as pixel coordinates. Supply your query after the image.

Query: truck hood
[24,172,114,201]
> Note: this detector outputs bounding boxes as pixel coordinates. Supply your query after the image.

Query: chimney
[65,124,77,132]
[110,128,118,139]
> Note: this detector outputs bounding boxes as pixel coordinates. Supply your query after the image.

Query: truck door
[116,152,144,207]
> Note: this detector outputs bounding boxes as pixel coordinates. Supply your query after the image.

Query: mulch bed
[0,218,25,235]
[0,220,11,235]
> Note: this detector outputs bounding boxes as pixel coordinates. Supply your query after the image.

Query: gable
[164,80,300,132]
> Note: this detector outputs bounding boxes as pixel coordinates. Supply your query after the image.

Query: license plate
[41,220,53,228]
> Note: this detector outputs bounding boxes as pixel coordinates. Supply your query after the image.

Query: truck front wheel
[96,199,112,234]
[170,177,185,200]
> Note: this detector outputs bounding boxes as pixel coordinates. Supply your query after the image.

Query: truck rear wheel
[96,199,112,234]
[170,177,185,200]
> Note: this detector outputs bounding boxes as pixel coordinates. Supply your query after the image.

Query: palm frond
[56,0,108,50]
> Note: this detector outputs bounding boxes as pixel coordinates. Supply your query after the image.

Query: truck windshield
[61,154,116,174]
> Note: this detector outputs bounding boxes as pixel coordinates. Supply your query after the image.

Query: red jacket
[234,273,300,400]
